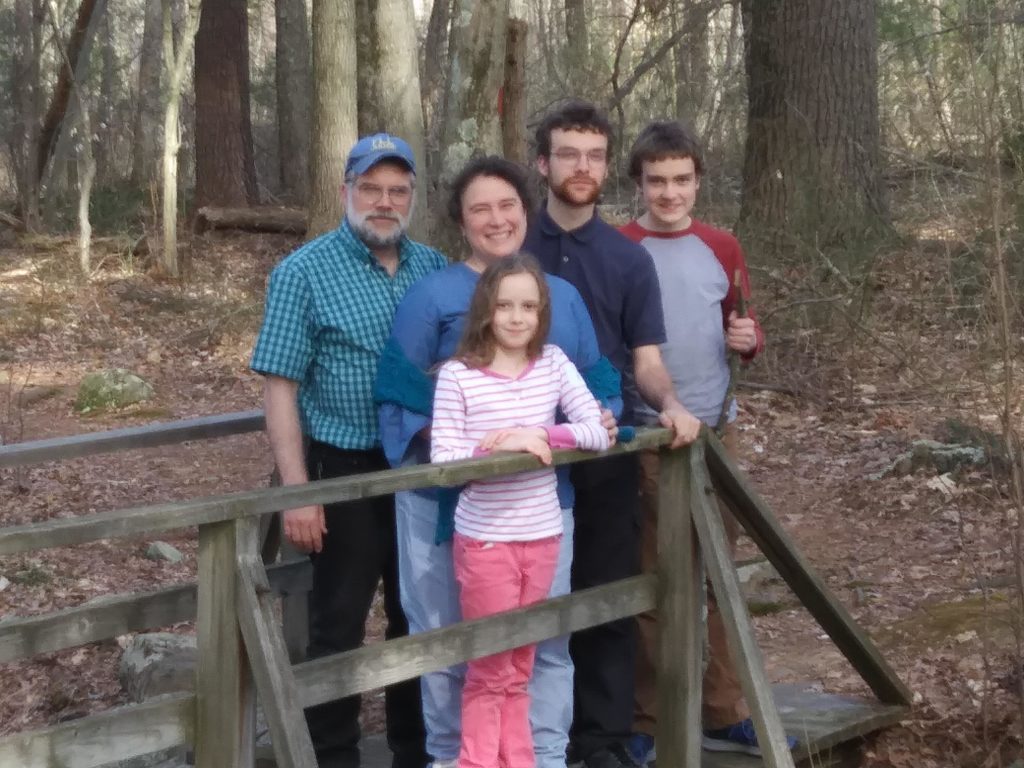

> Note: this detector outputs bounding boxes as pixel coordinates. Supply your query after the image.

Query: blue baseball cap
[345,133,416,176]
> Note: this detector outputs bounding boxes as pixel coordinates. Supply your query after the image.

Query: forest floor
[0,189,1022,767]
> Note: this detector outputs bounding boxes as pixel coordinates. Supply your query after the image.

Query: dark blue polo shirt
[524,206,666,419]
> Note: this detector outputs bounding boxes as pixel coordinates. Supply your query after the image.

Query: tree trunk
[440,0,509,171]
[132,0,163,188]
[421,0,452,142]
[355,0,381,135]
[46,0,96,273]
[436,0,508,249]
[502,18,528,164]
[77,133,96,275]
[672,2,709,129]
[35,0,104,187]
[564,0,588,87]
[739,0,887,251]
[307,0,357,238]
[12,0,43,229]
[161,0,203,278]
[373,0,428,238]
[93,12,115,185]
[274,0,311,203]
[193,0,258,207]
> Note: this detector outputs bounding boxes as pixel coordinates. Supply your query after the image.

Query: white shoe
[430,761,457,768]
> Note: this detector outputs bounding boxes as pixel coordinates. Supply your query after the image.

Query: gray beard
[351,218,406,248]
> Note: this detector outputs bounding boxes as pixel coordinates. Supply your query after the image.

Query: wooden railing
[0,413,911,768]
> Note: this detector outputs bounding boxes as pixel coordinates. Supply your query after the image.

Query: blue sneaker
[702,718,798,756]
[626,733,656,767]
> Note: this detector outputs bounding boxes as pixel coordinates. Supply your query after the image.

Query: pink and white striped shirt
[431,344,610,541]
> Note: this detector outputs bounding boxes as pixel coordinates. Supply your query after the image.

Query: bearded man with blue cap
[251,134,445,768]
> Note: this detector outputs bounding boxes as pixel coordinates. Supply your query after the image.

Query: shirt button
[563,256,569,263]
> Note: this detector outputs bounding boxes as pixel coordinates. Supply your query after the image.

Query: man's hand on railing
[283,505,328,553]
[658,404,702,448]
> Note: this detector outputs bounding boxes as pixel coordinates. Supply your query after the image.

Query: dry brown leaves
[1,221,1022,762]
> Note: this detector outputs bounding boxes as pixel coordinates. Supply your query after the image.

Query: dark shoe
[702,718,798,757]
[583,746,636,768]
[626,733,656,767]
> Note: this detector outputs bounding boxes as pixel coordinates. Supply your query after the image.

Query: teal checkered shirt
[251,219,447,449]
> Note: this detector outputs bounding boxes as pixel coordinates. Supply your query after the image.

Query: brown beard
[552,175,601,207]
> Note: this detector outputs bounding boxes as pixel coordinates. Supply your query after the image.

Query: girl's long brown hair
[455,253,552,370]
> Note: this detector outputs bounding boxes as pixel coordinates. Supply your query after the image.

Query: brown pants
[633,424,750,735]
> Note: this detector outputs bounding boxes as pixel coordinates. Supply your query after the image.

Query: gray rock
[737,557,779,590]
[736,557,793,613]
[119,633,197,703]
[74,369,154,413]
[145,541,184,563]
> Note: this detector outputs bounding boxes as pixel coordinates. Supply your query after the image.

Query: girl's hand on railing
[283,505,328,553]
[479,428,553,465]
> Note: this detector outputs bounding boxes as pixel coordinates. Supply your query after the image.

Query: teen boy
[619,120,795,763]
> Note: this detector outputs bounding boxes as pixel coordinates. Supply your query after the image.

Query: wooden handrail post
[195,520,256,768]
[689,442,796,768]
[655,444,703,767]
[235,517,318,768]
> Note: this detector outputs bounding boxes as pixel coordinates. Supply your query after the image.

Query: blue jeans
[395,489,574,767]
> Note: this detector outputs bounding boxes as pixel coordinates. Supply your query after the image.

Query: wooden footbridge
[0,412,910,768]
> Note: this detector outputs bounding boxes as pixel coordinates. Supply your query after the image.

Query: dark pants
[303,441,428,768]
[568,453,641,759]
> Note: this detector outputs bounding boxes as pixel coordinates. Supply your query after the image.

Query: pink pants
[453,533,561,768]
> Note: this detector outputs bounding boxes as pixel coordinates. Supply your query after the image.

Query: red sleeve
[618,220,646,243]
[693,221,765,361]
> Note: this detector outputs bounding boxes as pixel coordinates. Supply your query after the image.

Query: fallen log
[193,206,307,235]
[0,211,25,232]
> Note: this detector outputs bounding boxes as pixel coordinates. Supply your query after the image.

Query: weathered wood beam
[690,443,796,768]
[0,410,265,468]
[194,521,254,768]
[0,692,193,768]
[702,430,913,706]
[294,575,656,706]
[0,429,673,556]
[0,559,310,663]
[654,445,703,768]
[235,519,317,768]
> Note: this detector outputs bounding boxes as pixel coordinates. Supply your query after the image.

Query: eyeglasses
[354,183,413,204]
[550,148,608,166]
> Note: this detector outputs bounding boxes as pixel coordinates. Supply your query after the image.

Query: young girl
[431,253,610,768]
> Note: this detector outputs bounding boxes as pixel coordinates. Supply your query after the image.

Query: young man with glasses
[523,101,702,768]
[251,134,445,768]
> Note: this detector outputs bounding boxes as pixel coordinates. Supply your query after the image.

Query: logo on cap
[371,137,397,151]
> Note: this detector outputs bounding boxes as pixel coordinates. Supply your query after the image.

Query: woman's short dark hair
[627,121,705,180]
[534,99,614,159]
[446,155,535,225]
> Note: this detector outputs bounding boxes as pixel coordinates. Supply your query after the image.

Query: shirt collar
[536,205,601,244]
[339,218,413,265]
